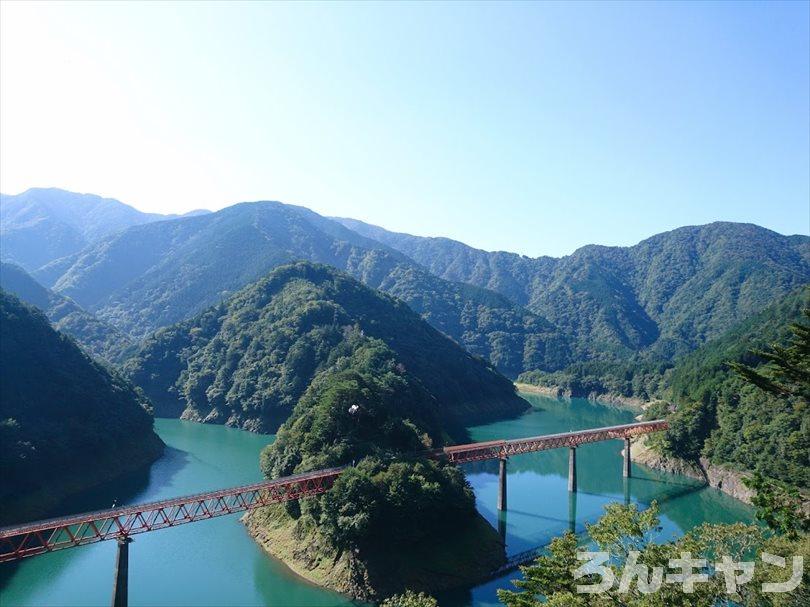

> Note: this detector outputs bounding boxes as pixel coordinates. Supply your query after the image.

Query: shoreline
[243,507,506,602]
[516,383,771,508]
[630,435,758,504]
[514,382,647,411]
[0,432,165,526]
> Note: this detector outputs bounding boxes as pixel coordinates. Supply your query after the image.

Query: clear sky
[1,1,808,257]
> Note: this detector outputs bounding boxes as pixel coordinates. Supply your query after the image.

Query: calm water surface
[0,394,754,606]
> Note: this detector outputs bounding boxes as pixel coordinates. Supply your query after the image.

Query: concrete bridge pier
[568,447,577,492]
[497,457,508,511]
[111,536,132,607]
[623,438,632,478]
[568,491,577,533]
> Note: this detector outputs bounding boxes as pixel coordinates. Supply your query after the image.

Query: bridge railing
[441,420,668,464]
[0,467,345,562]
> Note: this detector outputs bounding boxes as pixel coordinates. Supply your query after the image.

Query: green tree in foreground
[729,310,810,403]
[498,502,809,607]
[380,590,439,607]
[730,309,810,539]
[742,474,809,541]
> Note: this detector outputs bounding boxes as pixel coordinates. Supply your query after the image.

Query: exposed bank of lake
[514,382,648,410]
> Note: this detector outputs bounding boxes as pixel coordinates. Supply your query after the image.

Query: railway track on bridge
[0,419,667,564]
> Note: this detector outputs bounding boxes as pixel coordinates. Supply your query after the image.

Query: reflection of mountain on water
[0,446,190,594]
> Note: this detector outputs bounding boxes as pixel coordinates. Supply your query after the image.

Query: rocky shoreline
[630,435,756,504]
[515,383,766,506]
[514,382,646,410]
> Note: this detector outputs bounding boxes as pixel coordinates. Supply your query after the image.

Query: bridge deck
[0,420,667,563]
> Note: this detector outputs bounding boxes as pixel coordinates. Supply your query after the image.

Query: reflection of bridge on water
[490,475,707,580]
[0,420,668,606]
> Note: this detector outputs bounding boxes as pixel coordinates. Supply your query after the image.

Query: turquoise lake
[0,393,754,606]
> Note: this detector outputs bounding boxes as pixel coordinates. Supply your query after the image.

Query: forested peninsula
[244,333,504,600]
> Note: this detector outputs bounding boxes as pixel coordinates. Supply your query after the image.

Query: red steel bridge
[0,419,666,564]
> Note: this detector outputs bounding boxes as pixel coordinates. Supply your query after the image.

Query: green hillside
[9,191,807,383]
[645,287,809,488]
[41,200,568,376]
[0,262,133,362]
[339,218,810,362]
[125,262,528,433]
[0,290,163,523]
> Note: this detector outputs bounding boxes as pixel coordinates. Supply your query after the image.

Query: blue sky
[1,1,808,256]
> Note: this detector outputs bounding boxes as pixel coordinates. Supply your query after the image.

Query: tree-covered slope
[125,262,529,433]
[335,217,555,307]
[645,287,809,488]
[0,188,205,271]
[42,201,568,376]
[0,291,164,523]
[338,218,810,362]
[246,305,506,600]
[0,262,133,362]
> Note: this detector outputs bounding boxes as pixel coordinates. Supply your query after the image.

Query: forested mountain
[338,218,810,361]
[0,188,207,271]
[645,287,809,488]
[0,291,163,524]
[7,190,807,381]
[125,262,528,433]
[39,200,568,377]
[0,262,133,362]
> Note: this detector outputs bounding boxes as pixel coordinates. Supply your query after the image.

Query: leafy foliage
[498,532,582,607]
[0,290,162,520]
[518,357,672,402]
[254,303,487,575]
[742,474,810,540]
[126,262,527,432]
[380,591,439,607]
[728,311,810,401]
[498,502,809,607]
[317,457,476,552]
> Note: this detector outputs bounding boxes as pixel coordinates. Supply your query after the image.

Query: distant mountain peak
[1,188,207,271]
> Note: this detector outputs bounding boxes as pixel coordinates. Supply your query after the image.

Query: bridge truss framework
[0,420,667,563]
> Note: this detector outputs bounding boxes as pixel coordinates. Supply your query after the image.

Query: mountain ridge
[0,187,210,271]
[336,216,810,360]
[36,198,567,376]
[6,188,807,377]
